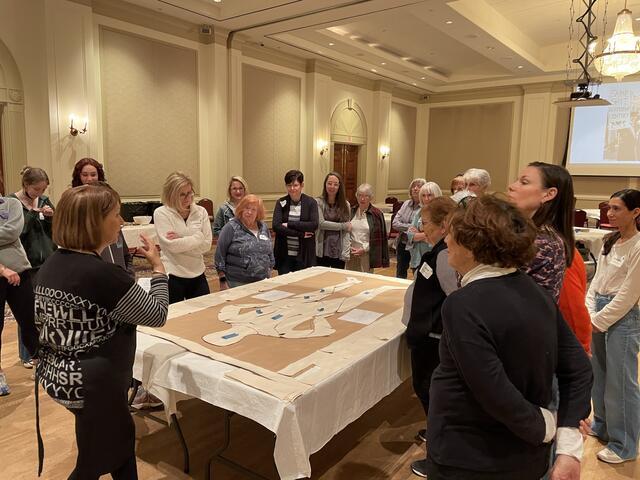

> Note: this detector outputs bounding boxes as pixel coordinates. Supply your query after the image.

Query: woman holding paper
[35,183,168,479]
[215,194,274,288]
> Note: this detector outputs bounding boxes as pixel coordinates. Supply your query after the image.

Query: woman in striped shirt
[35,184,169,479]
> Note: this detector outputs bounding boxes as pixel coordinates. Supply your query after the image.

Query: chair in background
[574,209,587,228]
[388,201,403,241]
[597,201,615,230]
[197,198,214,221]
[385,196,398,205]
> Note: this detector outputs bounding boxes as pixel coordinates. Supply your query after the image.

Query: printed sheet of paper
[339,308,383,325]
[251,290,295,302]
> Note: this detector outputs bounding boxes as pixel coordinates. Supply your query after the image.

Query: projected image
[603,87,640,161]
[567,82,640,176]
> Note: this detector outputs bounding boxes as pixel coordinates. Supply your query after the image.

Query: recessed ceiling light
[423,66,431,69]
[412,82,417,86]
[328,42,334,46]
[350,35,360,40]
[486,46,495,51]
[517,65,524,69]
[213,0,222,2]
[421,76,426,80]
[317,51,323,54]
[401,57,411,61]
[381,62,386,65]
[371,68,377,72]
[445,20,453,25]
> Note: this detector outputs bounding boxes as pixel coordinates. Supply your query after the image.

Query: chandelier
[594,2,640,81]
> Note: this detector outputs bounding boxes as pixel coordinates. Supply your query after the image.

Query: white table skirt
[133,268,412,479]
[575,228,611,258]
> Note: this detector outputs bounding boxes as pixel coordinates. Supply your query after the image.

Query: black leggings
[317,256,346,269]
[168,273,210,304]
[67,455,137,480]
[0,271,38,359]
[410,337,441,418]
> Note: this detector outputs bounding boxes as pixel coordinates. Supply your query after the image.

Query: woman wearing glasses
[154,171,212,303]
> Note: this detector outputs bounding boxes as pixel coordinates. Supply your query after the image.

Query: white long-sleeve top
[153,204,212,278]
[586,231,640,332]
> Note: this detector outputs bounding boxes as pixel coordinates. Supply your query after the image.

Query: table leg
[171,413,190,473]
[205,410,273,480]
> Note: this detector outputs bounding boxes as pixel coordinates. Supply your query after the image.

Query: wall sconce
[69,114,87,136]
[317,139,329,156]
[380,145,390,160]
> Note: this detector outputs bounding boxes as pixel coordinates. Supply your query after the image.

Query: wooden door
[332,143,359,206]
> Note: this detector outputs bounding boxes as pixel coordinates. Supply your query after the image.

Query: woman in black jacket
[272,170,318,274]
[404,196,457,477]
[10,166,55,368]
[426,195,593,480]
[35,184,169,479]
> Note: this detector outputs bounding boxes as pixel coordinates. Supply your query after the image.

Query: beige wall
[426,102,514,194]
[242,64,301,195]
[100,27,199,197]
[389,102,416,191]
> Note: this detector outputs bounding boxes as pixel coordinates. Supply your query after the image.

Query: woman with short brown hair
[425,195,592,479]
[35,184,168,479]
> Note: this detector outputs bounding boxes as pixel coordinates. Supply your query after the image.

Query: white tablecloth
[122,224,156,248]
[384,212,392,232]
[583,209,600,221]
[575,228,611,258]
[133,267,412,479]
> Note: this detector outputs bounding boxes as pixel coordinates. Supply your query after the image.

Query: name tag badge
[611,256,624,268]
[39,212,45,220]
[259,234,269,241]
[280,200,287,207]
[419,262,433,279]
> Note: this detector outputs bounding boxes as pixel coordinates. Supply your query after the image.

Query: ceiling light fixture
[329,42,334,46]
[445,20,453,25]
[371,68,377,72]
[421,76,426,79]
[381,62,386,65]
[517,65,524,69]
[594,1,640,81]
[553,0,610,108]
[401,57,411,61]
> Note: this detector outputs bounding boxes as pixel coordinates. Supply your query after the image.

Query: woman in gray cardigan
[0,196,39,395]
[315,171,351,269]
[215,194,274,288]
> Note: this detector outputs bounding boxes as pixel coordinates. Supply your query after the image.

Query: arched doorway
[0,39,27,195]
[329,98,367,205]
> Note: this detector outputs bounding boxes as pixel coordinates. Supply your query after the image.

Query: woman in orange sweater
[558,247,592,355]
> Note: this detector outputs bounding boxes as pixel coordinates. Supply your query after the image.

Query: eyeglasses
[179,191,195,198]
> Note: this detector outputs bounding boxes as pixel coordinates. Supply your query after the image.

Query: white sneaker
[131,387,162,409]
[0,372,10,396]
[597,447,633,464]
[22,360,34,369]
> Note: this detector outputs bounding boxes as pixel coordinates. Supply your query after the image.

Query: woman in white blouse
[154,172,212,303]
[585,189,640,464]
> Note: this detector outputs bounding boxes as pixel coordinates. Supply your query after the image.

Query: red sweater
[558,249,592,354]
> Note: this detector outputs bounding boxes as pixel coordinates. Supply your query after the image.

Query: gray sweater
[0,197,32,273]
[215,217,274,284]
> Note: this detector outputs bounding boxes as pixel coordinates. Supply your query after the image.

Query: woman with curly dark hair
[70,158,133,277]
[71,158,106,187]
[425,195,592,480]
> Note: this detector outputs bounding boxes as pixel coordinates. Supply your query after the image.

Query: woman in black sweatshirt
[35,184,169,479]
[426,195,592,480]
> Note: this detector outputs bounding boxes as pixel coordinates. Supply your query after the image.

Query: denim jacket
[215,217,274,283]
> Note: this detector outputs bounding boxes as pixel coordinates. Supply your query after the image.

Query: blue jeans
[591,294,640,460]
[17,326,31,362]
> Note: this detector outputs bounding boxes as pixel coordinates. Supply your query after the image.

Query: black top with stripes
[34,249,168,408]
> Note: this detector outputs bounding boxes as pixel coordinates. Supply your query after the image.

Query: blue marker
[222,332,239,340]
